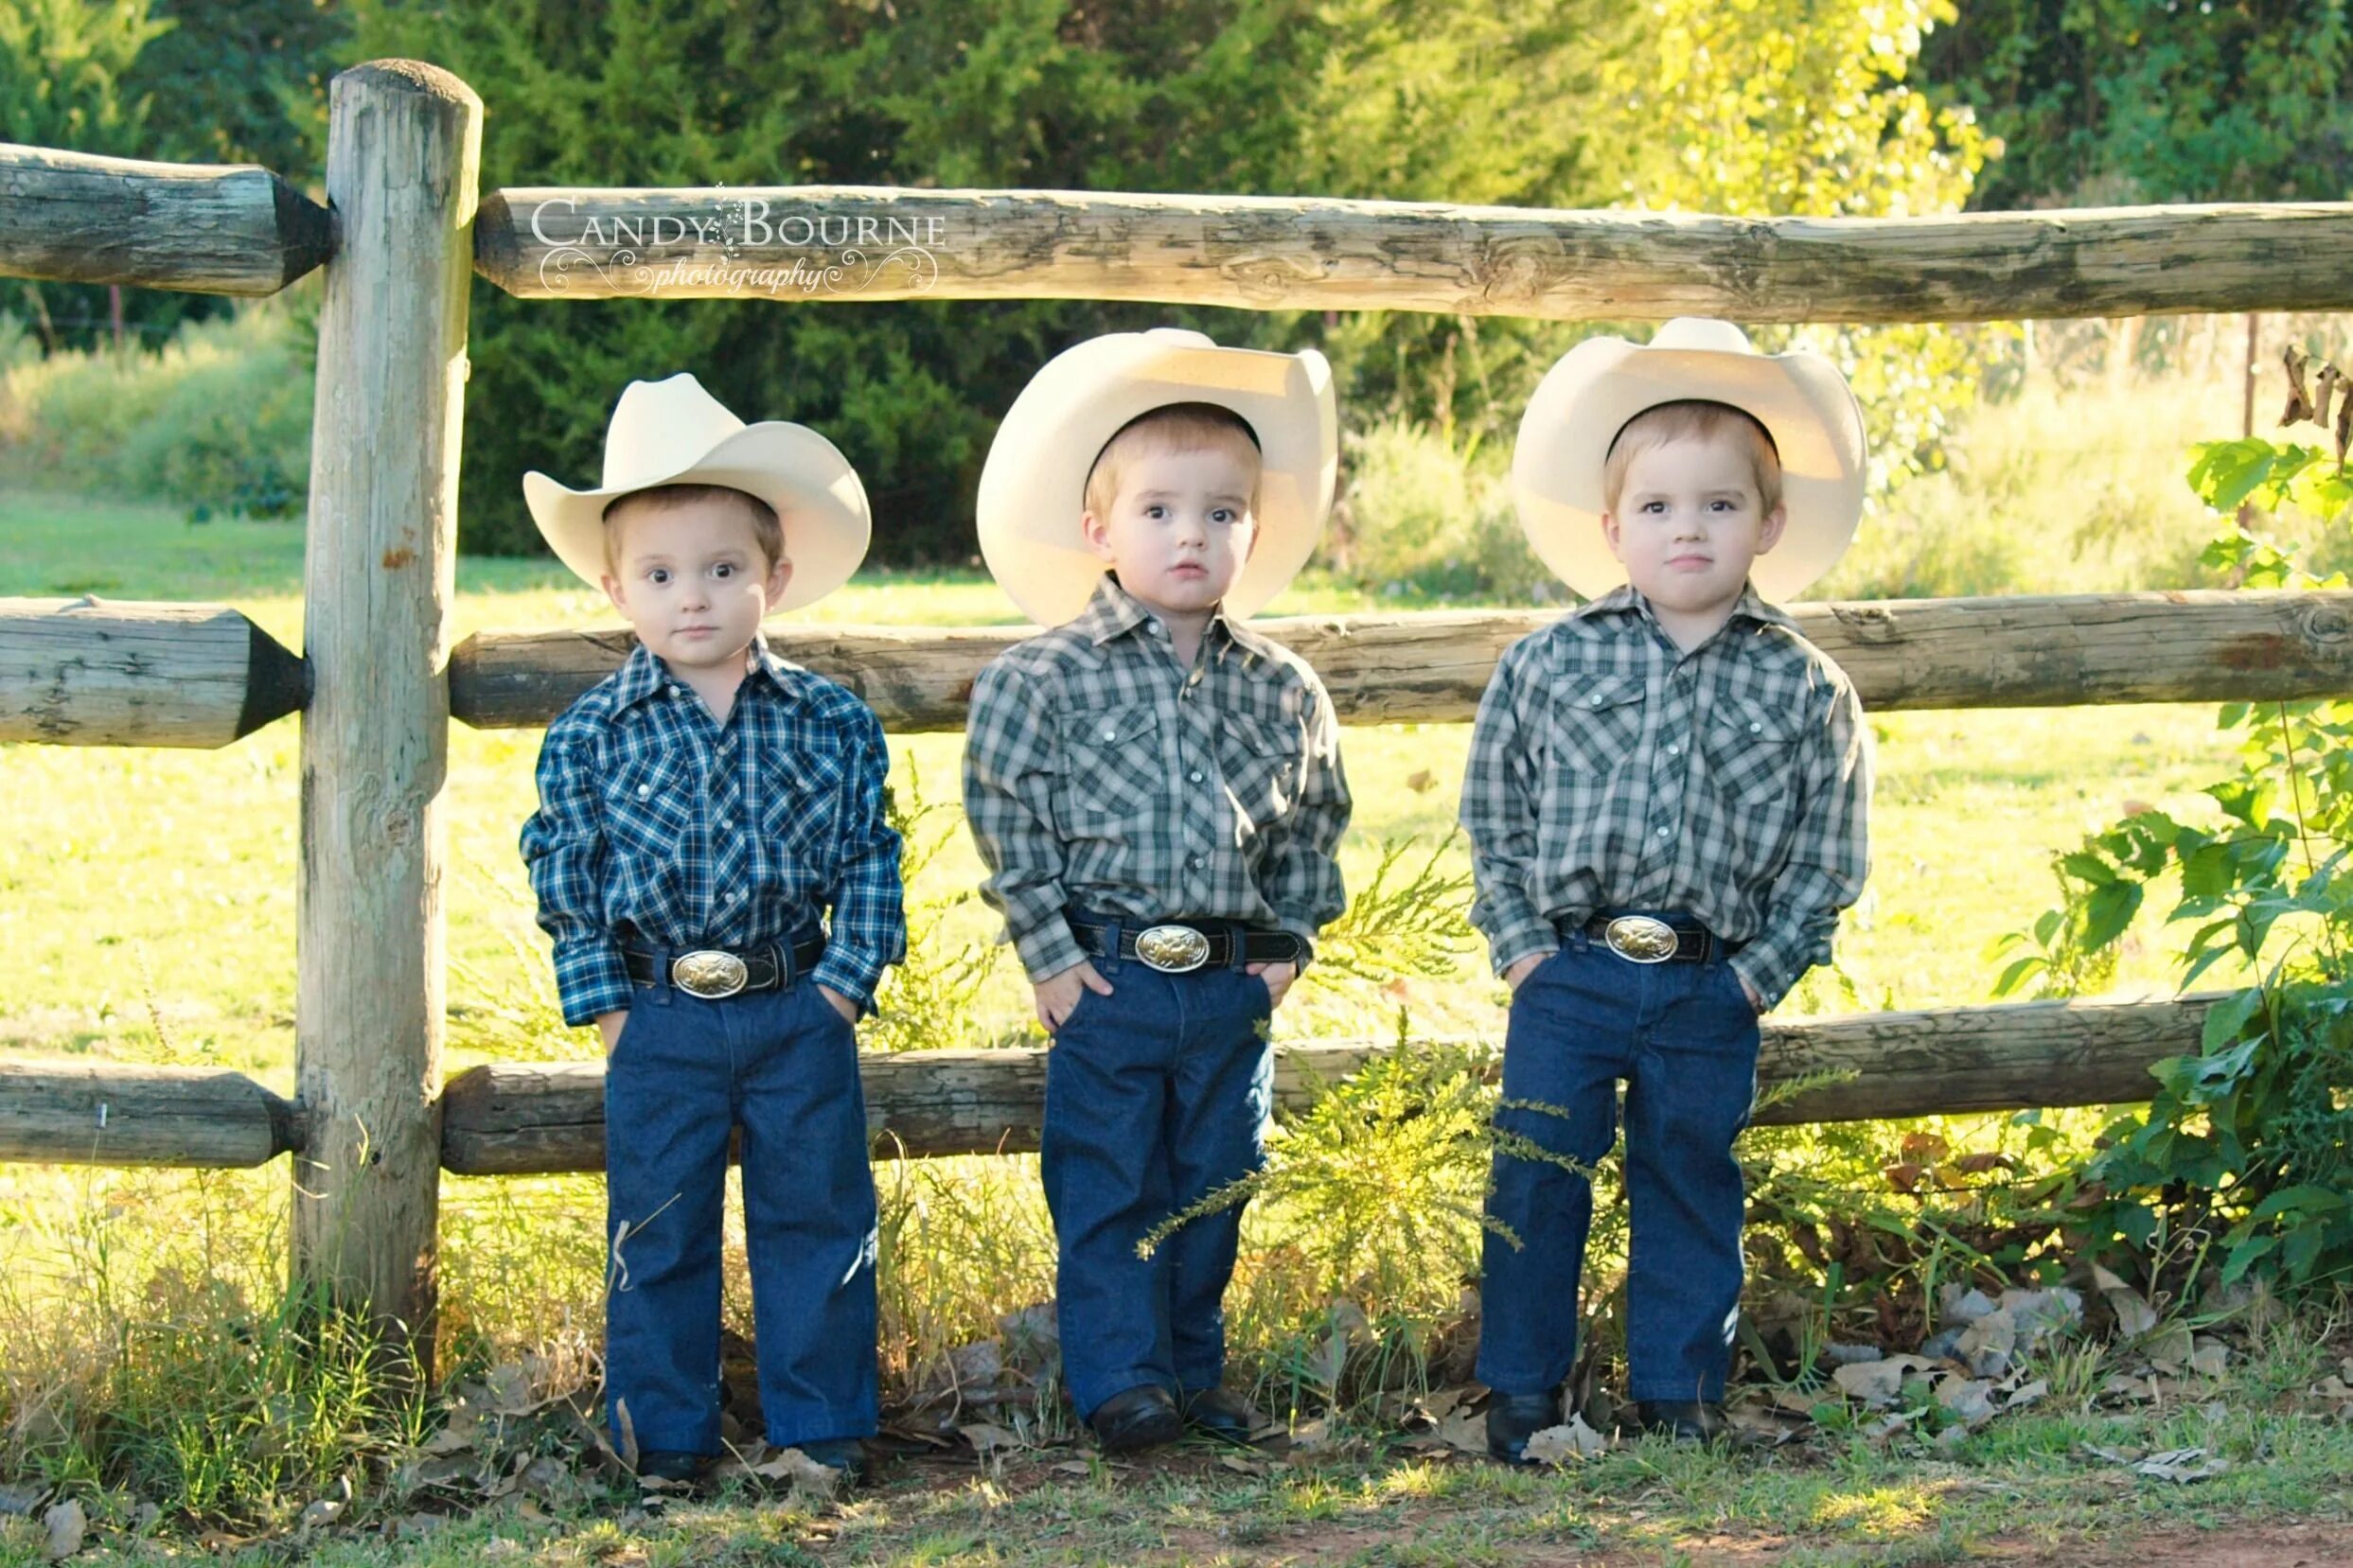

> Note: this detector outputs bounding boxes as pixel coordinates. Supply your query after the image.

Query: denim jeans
[1476,927,1760,1404]
[603,970,878,1454]
[1039,947,1274,1420]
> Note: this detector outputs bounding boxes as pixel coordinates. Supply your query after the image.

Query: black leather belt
[1067,913,1303,974]
[1573,913,1742,965]
[622,935,827,998]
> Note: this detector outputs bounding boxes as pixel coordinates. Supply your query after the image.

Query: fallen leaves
[43,1500,84,1560]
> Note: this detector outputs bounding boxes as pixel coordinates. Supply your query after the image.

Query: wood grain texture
[451,591,2353,731]
[0,597,306,746]
[292,60,479,1354]
[438,994,2206,1174]
[474,185,2353,322]
[0,1060,301,1168]
[0,142,332,294]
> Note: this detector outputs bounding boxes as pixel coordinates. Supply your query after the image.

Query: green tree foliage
[1992,375,2353,1293]
[1924,0,2353,206]
[0,0,346,355]
[347,0,1336,559]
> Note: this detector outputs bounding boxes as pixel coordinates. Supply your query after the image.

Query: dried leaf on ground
[1833,1353,1937,1407]
[1434,1408,1488,1455]
[1521,1417,1608,1464]
[1936,1378,1997,1425]
[2131,1446,2230,1484]
[958,1421,1026,1456]
[2091,1263,2161,1336]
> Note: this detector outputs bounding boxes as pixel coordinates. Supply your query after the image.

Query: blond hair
[1601,400,1782,515]
[601,484,783,573]
[1083,402,1262,520]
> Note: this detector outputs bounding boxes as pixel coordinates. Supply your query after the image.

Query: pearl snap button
[1749,721,1763,733]
[636,784,651,799]
[1656,825,1672,837]
[1189,769,1204,783]
[1101,727,1117,740]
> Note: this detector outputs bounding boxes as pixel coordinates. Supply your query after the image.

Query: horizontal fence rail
[11,590,2351,747]
[0,597,306,746]
[476,186,2353,322]
[0,144,334,296]
[455,590,2353,731]
[0,995,2207,1172]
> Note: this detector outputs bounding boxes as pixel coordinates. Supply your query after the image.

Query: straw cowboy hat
[523,373,871,613]
[976,328,1337,626]
[1512,318,1867,602]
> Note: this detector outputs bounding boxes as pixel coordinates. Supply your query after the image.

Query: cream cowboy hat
[1512,318,1867,602]
[523,373,871,613]
[976,328,1337,625]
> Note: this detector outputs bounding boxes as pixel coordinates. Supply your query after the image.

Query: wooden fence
[4,57,2349,1359]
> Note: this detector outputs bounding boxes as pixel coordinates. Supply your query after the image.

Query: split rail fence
[6,60,2349,1353]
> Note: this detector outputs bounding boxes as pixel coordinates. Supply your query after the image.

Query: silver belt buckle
[1601,915,1680,964]
[671,949,750,998]
[1134,924,1212,974]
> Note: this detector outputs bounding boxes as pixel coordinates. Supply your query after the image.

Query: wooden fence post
[292,60,480,1362]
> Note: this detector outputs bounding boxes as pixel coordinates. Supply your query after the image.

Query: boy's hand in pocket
[595,1010,628,1055]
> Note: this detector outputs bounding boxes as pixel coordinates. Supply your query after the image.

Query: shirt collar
[610,638,800,710]
[1070,573,1241,655]
[1570,581,1795,637]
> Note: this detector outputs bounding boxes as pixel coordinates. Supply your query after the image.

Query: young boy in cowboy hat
[518,373,905,1486]
[962,329,1353,1453]
[1463,319,1872,1460]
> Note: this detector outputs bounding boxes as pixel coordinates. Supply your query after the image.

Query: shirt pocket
[599,751,697,861]
[1548,673,1647,777]
[756,743,848,869]
[1054,704,1165,827]
[1214,712,1302,837]
[1701,692,1802,871]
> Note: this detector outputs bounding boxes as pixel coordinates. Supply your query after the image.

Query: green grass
[0,486,2302,1554]
[0,487,2244,1076]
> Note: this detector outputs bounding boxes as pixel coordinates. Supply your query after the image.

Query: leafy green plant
[1990,358,2353,1292]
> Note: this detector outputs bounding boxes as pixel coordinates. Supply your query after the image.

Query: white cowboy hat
[523,373,871,613]
[976,328,1337,625]
[1512,318,1867,602]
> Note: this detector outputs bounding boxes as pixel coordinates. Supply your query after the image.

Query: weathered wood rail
[0,598,306,746]
[450,591,2353,731]
[0,995,2206,1172]
[0,143,333,295]
[475,187,2353,323]
[10,590,2353,747]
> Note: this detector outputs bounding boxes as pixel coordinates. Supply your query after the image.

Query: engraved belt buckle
[671,949,750,998]
[1134,924,1212,974]
[1601,915,1680,965]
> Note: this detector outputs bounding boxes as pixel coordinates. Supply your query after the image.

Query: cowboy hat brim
[524,420,871,614]
[1512,326,1867,602]
[976,329,1337,626]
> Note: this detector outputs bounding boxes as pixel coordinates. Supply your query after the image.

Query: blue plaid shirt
[520,640,906,1027]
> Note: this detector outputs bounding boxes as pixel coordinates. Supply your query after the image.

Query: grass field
[0,488,2242,1077]
[9,488,2337,1563]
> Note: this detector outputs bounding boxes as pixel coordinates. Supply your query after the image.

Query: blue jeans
[602,972,878,1454]
[1477,929,1760,1404]
[1040,951,1274,1420]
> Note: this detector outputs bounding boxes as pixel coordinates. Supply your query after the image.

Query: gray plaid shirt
[1460,583,1870,1008]
[964,575,1352,981]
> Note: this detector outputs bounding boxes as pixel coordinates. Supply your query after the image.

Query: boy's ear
[1600,510,1628,564]
[1755,502,1790,555]
[1080,510,1117,563]
[599,572,629,614]
[765,553,794,602]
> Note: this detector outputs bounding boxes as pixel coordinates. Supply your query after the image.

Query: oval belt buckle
[671,949,750,998]
[1134,924,1212,974]
[1602,915,1679,964]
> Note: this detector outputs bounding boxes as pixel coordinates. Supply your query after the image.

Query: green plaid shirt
[964,575,1353,981]
[1460,583,1870,1008]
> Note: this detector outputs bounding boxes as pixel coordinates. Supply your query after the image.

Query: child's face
[600,497,791,672]
[1601,430,1787,621]
[1081,442,1260,621]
